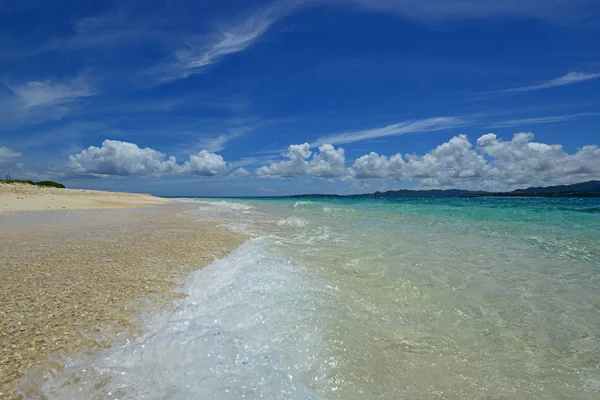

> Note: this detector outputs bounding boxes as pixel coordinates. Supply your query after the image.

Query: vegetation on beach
[0,178,66,188]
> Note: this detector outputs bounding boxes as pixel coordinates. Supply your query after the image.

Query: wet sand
[0,186,244,398]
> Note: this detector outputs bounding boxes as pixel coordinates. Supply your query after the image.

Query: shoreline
[0,186,245,398]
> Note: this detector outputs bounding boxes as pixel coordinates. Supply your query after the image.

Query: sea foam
[26,239,329,399]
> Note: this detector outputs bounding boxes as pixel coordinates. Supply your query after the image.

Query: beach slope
[0,183,170,213]
[0,184,243,398]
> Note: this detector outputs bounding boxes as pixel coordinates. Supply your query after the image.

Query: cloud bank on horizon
[1,0,599,195]
[3,131,599,192]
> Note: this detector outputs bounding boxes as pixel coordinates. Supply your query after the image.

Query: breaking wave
[23,240,333,399]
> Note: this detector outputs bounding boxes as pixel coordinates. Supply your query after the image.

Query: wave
[23,240,327,399]
[210,201,254,211]
[322,207,356,214]
[535,205,600,214]
[277,216,310,228]
[293,201,319,210]
[571,206,600,214]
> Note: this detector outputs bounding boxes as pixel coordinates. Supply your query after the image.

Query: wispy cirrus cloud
[311,116,469,147]
[148,0,597,85]
[8,79,95,110]
[232,155,282,168]
[497,72,600,94]
[344,0,596,23]
[486,112,600,128]
[0,75,97,124]
[147,1,306,84]
[196,125,256,153]
[0,146,22,165]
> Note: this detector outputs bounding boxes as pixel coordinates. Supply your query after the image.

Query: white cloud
[68,140,180,177]
[349,152,405,179]
[196,134,236,153]
[1,76,96,124]
[256,143,346,178]
[232,155,282,168]
[497,72,600,94]
[150,1,303,83]
[487,112,600,128]
[345,0,595,23]
[196,125,255,153]
[3,0,594,65]
[348,133,600,190]
[349,134,489,185]
[0,147,23,165]
[10,80,93,110]
[182,150,229,177]
[308,144,346,177]
[477,132,600,186]
[404,134,491,183]
[256,143,312,178]
[230,167,251,177]
[311,117,468,147]
[68,140,229,178]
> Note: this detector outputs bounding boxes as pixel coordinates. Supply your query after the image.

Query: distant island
[288,180,600,198]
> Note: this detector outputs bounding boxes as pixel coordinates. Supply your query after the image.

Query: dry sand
[0,183,170,213]
[0,184,245,398]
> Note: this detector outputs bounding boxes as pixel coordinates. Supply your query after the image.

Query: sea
[26,197,600,399]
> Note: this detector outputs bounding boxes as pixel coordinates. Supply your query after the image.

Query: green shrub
[0,179,65,188]
[34,181,66,188]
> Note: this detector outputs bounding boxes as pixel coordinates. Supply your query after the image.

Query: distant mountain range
[289,180,600,198]
[464,180,600,198]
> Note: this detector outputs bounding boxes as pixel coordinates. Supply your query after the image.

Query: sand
[0,184,245,398]
[0,183,170,213]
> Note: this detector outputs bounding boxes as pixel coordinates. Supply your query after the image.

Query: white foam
[277,217,310,228]
[322,207,356,214]
[293,201,316,210]
[26,240,328,399]
[213,201,254,211]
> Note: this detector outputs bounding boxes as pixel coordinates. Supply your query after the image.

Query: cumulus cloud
[477,132,600,186]
[256,143,346,178]
[350,152,405,179]
[404,134,490,182]
[230,167,251,177]
[349,133,600,189]
[349,134,489,185]
[256,143,312,178]
[68,140,229,178]
[54,133,600,189]
[182,150,229,177]
[0,147,22,165]
[308,144,346,177]
[68,140,180,177]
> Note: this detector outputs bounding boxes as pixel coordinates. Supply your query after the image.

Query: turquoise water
[30,197,600,399]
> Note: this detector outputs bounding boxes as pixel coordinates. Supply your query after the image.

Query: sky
[1,0,599,196]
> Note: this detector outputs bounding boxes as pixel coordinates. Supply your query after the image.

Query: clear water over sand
[30,197,600,399]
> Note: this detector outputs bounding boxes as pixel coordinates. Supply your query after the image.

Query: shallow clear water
[26,197,600,399]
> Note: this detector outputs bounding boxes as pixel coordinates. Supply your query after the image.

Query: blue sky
[1,0,599,196]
